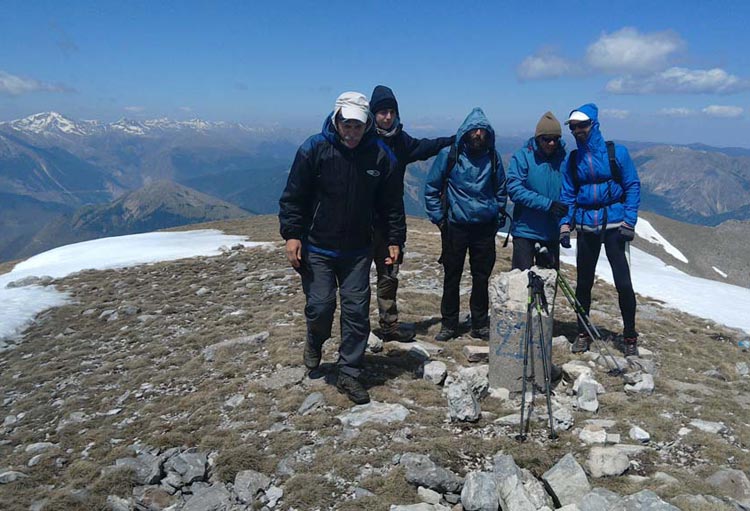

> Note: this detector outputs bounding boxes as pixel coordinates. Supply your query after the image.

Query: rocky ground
[1,215,749,511]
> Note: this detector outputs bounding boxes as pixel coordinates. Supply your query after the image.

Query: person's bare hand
[285,239,302,268]
[385,245,400,266]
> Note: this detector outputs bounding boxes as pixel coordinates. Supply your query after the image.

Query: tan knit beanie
[535,111,562,137]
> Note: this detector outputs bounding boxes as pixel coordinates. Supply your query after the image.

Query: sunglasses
[569,120,592,131]
[539,135,560,144]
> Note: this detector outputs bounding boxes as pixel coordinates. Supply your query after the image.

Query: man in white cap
[279,91,406,404]
[558,103,641,356]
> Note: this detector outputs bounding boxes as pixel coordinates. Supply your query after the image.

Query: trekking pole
[555,271,625,377]
[529,272,558,439]
[500,209,513,248]
[515,276,534,442]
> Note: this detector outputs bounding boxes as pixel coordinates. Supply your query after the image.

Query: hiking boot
[434,326,458,342]
[572,333,591,353]
[469,326,490,341]
[623,337,639,357]
[336,373,370,404]
[381,325,416,343]
[303,342,322,370]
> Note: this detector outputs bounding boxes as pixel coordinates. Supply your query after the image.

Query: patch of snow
[635,217,688,263]
[561,240,750,334]
[0,230,271,341]
[712,266,728,278]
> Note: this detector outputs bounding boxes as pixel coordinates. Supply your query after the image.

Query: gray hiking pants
[301,251,372,378]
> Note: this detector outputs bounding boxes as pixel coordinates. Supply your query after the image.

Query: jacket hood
[321,113,376,151]
[570,102,604,151]
[455,107,496,151]
[369,85,399,115]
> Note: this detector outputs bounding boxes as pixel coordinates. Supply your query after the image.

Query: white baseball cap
[334,92,369,124]
[565,110,590,124]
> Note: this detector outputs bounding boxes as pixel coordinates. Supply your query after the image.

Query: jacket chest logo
[366,169,381,177]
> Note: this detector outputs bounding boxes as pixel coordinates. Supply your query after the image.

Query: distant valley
[2,112,750,289]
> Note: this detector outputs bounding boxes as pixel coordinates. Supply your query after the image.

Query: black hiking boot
[572,333,591,353]
[623,337,639,357]
[336,373,370,404]
[434,326,458,342]
[380,324,416,343]
[469,326,490,341]
[303,342,322,370]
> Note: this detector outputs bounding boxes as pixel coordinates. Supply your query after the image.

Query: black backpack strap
[605,141,621,183]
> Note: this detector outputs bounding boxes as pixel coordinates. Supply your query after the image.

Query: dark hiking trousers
[372,229,401,332]
[300,251,372,378]
[511,237,560,271]
[576,228,637,338]
[440,221,497,330]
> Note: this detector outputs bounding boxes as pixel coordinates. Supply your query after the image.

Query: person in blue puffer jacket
[507,111,568,270]
[558,103,642,357]
[424,107,507,342]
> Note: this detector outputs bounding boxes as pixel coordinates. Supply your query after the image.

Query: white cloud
[179,106,193,112]
[657,107,695,117]
[601,108,630,119]
[517,50,576,80]
[702,105,744,118]
[124,106,145,113]
[606,67,749,94]
[586,27,684,74]
[0,70,68,96]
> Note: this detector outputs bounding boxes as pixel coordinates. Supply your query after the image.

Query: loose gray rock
[446,381,480,422]
[337,401,409,428]
[202,332,269,361]
[492,454,537,511]
[164,451,207,485]
[629,426,651,443]
[579,425,607,445]
[576,381,599,412]
[609,489,680,510]
[736,362,749,377]
[521,468,554,510]
[422,361,447,385]
[706,468,750,506]
[266,485,283,507]
[235,469,271,504]
[0,470,28,483]
[368,332,384,353]
[389,504,443,511]
[115,453,162,485]
[689,419,728,434]
[25,442,56,454]
[586,447,629,478]
[401,453,463,493]
[106,494,134,511]
[541,453,591,507]
[417,486,441,504]
[561,361,593,381]
[298,392,326,415]
[258,366,306,390]
[223,394,245,409]
[457,365,490,399]
[462,345,489,363]
[624,373,655,394]
[6,275,53,288]
[182,483,231,511]
[653,472,680,486]
[460,471,499,511]
[553,406,574,431]
[579,487,623,511]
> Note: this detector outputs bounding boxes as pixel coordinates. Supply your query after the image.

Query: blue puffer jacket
[424,108,507,226]
[559,103,640,232]
[507,136,566,242]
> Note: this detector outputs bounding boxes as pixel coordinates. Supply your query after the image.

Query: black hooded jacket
[278,114,406,252]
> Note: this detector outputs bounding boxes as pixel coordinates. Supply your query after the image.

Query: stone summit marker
[488,268,556,393]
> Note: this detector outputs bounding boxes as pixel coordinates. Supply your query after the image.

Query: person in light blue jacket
[507,111,568,270]
[424,107,507,342]
[558,103,641,356]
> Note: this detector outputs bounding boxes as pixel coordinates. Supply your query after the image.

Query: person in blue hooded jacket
[558,103,641,356]
[424,107,507,342]
[507,111,568,270]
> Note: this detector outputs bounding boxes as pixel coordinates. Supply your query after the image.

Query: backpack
[567,140,621,190]
[439,143,499,223]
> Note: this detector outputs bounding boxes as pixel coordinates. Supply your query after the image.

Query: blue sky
[2,0,750,147]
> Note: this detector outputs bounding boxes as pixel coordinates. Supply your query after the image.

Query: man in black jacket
[369,85,454,342]
[279,91,406,404]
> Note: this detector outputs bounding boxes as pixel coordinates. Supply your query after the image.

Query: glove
[548,201,568,218]
[619,224,635,242]
[560,225,571,249]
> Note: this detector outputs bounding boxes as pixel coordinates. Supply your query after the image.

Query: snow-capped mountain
[6,112,99,137]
